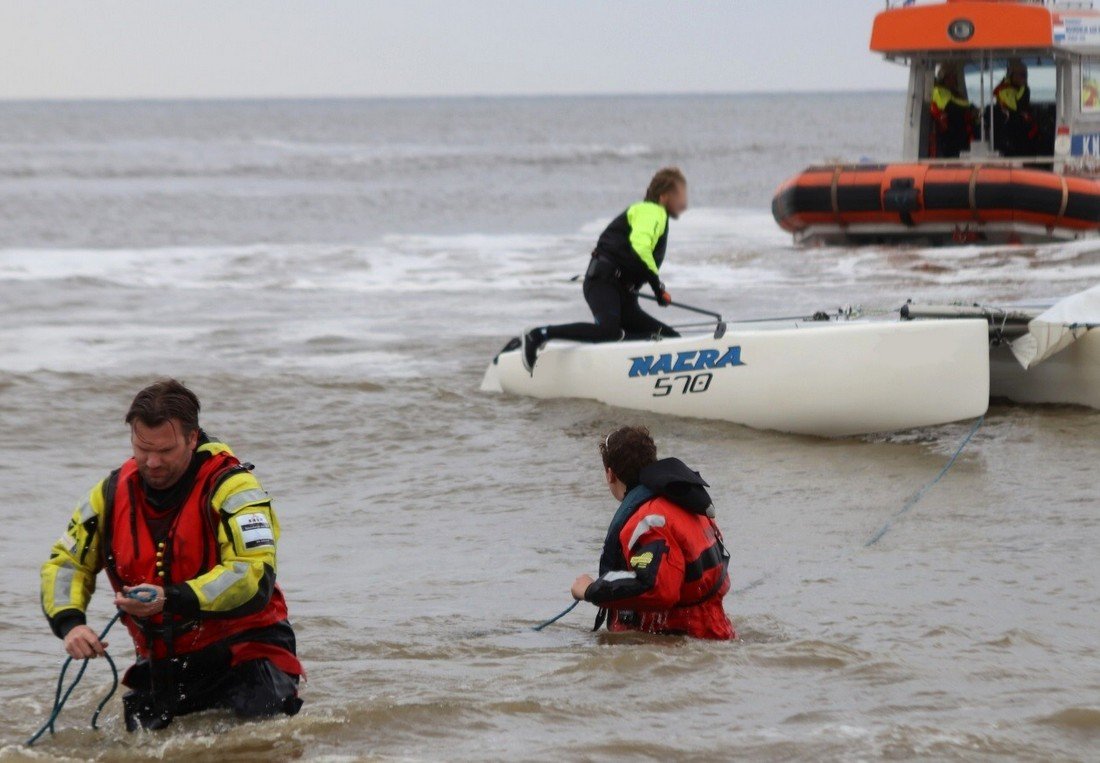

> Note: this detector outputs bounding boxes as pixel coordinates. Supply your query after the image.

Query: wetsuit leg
[122,649,300,730]
[541,278,624,343]
[221,659,303,718]
[121,645,232,731]
[123,688,173,732]
[619,291,680,339]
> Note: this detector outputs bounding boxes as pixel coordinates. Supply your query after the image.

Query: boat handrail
[916,156,1058,167]
[901,303,1041,323]
[918,156,1099,177]
[884,1,1093,8]
[820,156,1092,173]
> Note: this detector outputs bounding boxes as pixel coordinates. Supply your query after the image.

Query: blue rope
[26,587,158,746]
[865,415,984,547]
[531,600,580,631]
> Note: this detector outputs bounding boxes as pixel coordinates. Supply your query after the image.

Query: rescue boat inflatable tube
[772,164,1100,244]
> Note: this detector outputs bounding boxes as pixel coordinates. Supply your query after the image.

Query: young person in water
[521,167,688,373]
[570,426,734,640]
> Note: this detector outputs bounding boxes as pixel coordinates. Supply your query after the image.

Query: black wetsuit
[992,82,1040,157]
[543,204,679,342]
[122,621,301,731]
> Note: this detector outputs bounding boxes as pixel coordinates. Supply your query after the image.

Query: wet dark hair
[645,167,687,204]
[599,425,657,488]
[125,379,200,437]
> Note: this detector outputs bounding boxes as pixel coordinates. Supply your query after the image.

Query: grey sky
[1,1,907,99]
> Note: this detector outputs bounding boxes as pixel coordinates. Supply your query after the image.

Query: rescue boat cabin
[773,0,1100,245]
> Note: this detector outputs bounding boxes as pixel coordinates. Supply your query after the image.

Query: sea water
[0,94,1098,761]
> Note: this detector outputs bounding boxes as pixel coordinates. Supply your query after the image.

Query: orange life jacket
[606,495,734,640]
[103,451,289,659]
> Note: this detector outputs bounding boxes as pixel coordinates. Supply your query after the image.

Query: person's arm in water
[626,202,671,305]
[41,481,110,659]
[575,518,685,611]
[156,470,282,621]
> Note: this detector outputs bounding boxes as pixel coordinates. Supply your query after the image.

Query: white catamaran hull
[991,333,1100,409]
[481,319,990,437]
[904,286,1100,410]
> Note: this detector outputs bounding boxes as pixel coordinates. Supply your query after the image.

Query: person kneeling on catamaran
[569,426,735,640]
[521,167,688,374]
[40,380,303,732]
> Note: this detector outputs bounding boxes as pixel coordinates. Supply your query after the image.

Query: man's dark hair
[645,166,687,204]
[125,379,201,436]
[599,425,657,488]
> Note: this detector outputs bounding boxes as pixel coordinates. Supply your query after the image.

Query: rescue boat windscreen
[963,58,1056,104]
[921,55,1058,161]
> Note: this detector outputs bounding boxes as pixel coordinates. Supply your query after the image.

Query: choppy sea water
[0,95,1098,761]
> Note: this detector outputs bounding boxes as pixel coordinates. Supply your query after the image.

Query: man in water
[40,379,303,731]
[521,167,688,373]
[569,426,734,640]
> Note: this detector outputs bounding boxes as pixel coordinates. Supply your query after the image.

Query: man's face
[131,419,197,489]
[1011,68,1027,87]
[661,183,689,220]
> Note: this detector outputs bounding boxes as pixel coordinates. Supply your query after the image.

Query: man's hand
[115,585,166,617]
[653,282,672,307]
[64,624,108,660]
[571,574,595,601]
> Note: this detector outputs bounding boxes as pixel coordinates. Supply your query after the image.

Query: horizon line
[0,87,907,104]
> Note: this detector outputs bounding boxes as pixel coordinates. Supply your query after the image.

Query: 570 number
[652,372,713,397]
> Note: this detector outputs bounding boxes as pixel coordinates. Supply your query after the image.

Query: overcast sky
[0,1,908,99]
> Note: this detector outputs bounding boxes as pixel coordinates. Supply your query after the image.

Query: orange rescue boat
[773,0,1100,245]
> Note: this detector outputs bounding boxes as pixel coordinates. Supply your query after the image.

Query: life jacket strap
[131,616,199,641]
[676,537,731,609]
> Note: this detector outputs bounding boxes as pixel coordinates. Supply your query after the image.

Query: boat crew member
[569,426,735,640]
[929,63,977,158]
[993,58,1040,157]
[521,168,688,373]
[40,379,303,731]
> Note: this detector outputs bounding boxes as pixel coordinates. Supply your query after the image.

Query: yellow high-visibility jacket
[41,439,281,639]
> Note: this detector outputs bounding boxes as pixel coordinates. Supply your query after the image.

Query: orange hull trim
[772,163,1100,242]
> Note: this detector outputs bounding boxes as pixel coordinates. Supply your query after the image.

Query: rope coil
[26,587,159,746]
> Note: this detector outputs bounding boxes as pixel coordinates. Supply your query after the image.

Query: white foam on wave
[1,207,1096,300]
[0,322,201,374]
[576,206,788,247]
[250,137,655,166]
[1,207,1097,380]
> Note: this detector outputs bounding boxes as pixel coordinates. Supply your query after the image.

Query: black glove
[652,280,671,307]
